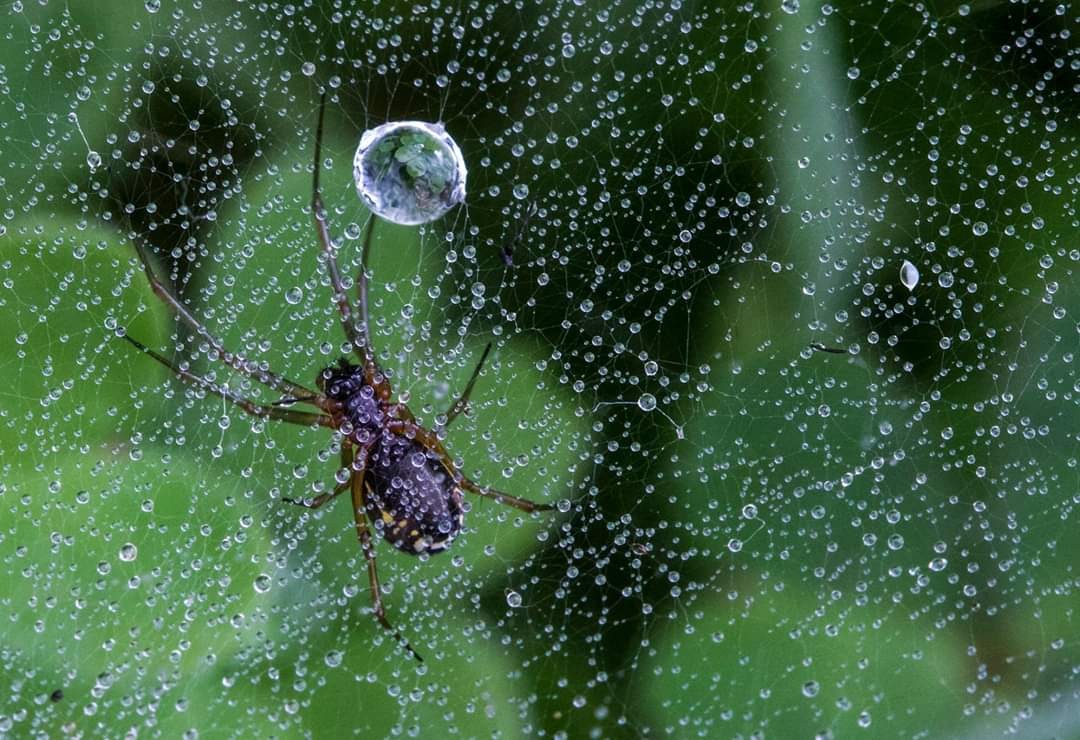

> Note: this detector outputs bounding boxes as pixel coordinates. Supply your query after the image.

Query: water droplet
[506,590,523,608]
[254,574,272,593]
[928,557,947,572]
[301,62,316,77]
[781,0,800,13]
[86,151,101,171]
[900,259,919,290]
[119,543,137,562]
[325,650,343,667]
[678,229,692,243]
[284,286,303,305]
[637,393,657,412]
[972,221,988,236]
[354,121,467,225]
[144,0,160,11]
[512,183,529,200]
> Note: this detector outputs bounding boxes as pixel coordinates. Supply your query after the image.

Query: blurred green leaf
[153,609,538,737]
[0,448,277,734]
[638,584,969,737]
[0,221,171,463]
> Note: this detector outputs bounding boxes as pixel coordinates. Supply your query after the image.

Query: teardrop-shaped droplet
[900,259,919,291]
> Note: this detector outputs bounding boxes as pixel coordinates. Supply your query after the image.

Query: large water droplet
[353,121,467,225]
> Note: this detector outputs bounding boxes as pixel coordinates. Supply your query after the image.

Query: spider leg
[127,236,326,407]
[349,448,424,662]
[442,342,492,428]
[122,334,333,427]
[387,418,554,514]
[356,215,374,348]
[459,477,555,514]
[283,440,354,509]
[311,92,375,369]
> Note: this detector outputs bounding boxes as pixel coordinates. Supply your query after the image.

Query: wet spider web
[2,0,1079,736]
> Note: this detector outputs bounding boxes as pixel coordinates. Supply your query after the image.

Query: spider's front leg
[126,237,327,407]
[122,335,333,427]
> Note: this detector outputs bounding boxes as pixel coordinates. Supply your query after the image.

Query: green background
[2,0,1078,737]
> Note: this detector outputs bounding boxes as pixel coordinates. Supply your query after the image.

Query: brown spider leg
[122,335,333,427]
[283,440,354,509]
[458,477,555,514]
[128,236,327,408]
[442,342,492,428]
[311,92,377,374]
[349,449,424,662]
[386,419,554,514]
[356,215,374,350]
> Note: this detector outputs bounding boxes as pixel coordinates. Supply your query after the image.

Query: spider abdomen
[364,434,464,555]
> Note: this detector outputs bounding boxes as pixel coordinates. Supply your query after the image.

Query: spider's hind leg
[459,477,555,514]
[347,449,424,663]
[283,440,355,509]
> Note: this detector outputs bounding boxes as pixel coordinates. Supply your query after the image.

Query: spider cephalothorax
[319,359,386,435]
[121,92,553,662]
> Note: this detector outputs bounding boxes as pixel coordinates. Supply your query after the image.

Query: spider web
[1,0,1079,736]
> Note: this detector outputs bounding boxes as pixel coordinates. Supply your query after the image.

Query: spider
[121,95,554,662]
